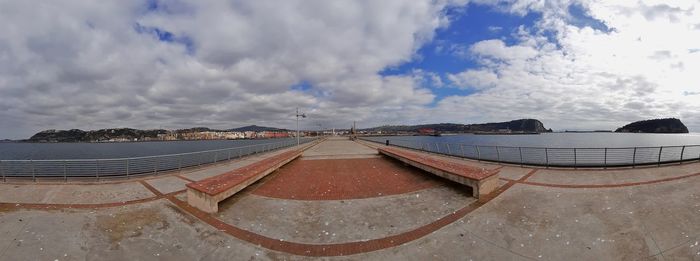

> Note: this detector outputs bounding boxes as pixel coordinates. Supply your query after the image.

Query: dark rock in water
[615,118,689,133]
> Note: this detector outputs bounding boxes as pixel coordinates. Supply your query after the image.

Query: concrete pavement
[1,137,700,260]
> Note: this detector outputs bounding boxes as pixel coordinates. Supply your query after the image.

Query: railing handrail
[0,137,321,181]
[0,138,306,162]
[359,137,700,168]
[365,137,700,150]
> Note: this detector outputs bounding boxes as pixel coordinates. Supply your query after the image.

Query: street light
[296,108,306,145]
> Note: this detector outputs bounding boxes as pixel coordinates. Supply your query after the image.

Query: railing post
[545,148,549,168]
[573,148,577,169]
[632,147,637,168]
[496,147,501,161]
[446,143,451,155]
[1,160,5,182]
[519,147,523,166]
[95,160,100,182]
[658,147,663,166]
[63,160,68,182]
[604,148,607,169]
[680,146,685,164]
[214,153,218,163]
[476,146,481,162]
[460,144,465,157]
[31,160,36,182]
[435,143,439,153]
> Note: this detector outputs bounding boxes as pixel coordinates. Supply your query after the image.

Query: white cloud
[1,0,699,139]
[0,0,467,139]
[448,69,499,90]
[440,0,700,131]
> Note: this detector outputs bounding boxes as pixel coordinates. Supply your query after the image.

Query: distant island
[362,119,551,134]
[27,125,293,143]
[615,118,689,133]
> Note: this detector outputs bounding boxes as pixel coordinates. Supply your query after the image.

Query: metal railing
[360,137,700,168]
[0,138,317,182]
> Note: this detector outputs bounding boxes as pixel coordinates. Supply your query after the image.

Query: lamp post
[296,108,306,145]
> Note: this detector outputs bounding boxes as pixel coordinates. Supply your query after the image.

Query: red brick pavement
[251,157,447,200]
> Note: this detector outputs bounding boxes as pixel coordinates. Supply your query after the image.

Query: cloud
[438,1,700,131]
[0,0,467,139]
[1,0,699,139]
[448,69,499,90]
[469,39,539,61]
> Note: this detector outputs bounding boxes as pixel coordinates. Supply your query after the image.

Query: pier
[1,137,700,260]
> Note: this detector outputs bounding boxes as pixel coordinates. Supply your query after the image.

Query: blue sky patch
[134,23,195,54]
[379,3,542,101]
[568,4,612,32]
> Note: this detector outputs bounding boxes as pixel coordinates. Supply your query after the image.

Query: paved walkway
[1,137,700,260]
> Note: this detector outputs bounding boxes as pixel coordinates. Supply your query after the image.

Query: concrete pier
[1,137,700,260]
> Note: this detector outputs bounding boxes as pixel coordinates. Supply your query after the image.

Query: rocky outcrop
[465,119,549,133]
[28,128,167,142]
[364,119,551,133]
[615,118,689,133]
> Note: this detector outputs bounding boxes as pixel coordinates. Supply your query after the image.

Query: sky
[1,0,699,139]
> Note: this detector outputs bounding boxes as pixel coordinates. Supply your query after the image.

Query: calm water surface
[370,132,700,148]
[0,138,301,160]
[3,133,700,161]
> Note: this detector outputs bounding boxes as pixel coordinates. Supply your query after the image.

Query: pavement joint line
[517,169,538,182]
[0,213,31,260]
[625,192,666,259]
[465,229,538,261]
[655,231,700,257]
[139,180,164,196]
[497,169,700,189]
[0,189,185,211]
[645,224,665,259]
[174,174,196,183]
[163,179,516,257]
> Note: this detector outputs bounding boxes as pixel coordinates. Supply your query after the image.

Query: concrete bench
[186,149,303,213]
[378,147,500,198]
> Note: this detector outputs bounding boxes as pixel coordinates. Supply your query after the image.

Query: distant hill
[363,119,551,133]
[174,127,223,133]
[28,128,167,142]
[615,118,689,133]
[27,125,290,142]
[229,125,288,132]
